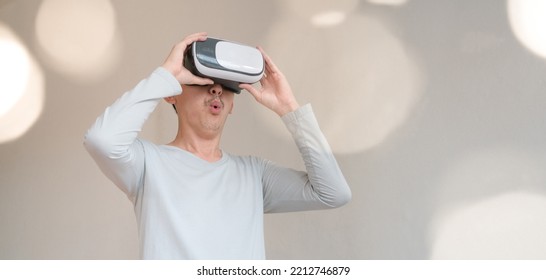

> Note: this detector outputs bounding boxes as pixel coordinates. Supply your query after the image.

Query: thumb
[239,83,259,98]
[241,83,268,107]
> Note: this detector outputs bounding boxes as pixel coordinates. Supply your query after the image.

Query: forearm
[282,104,352,208]
[263,105,351,213]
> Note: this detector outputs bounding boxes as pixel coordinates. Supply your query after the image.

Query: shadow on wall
[253,0,427,259]
[260,0,546,259]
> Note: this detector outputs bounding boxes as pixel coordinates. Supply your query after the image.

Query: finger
[256,46,272,75]
[255,74,269,90]
[190,76,214,85]
[239,83,259,98]
[261,53,274,76]
[239,83,254,92]
[193,32,208,43]
[258,46,280,75]
[185,32,208,44]
[179,32,208,51]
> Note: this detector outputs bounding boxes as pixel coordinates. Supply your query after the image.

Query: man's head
[164,83,235,136]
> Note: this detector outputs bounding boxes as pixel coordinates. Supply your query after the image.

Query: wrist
[161,61,182,79]
[277,101,300,117]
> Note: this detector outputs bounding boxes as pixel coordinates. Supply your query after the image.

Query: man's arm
[240,48,351,212]
[84,32,213,198]
[83,67,182,198]
[261,104,351,213]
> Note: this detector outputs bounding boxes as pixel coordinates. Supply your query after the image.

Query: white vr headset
[183,37,264,93]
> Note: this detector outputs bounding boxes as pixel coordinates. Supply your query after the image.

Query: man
[84,32,351,259]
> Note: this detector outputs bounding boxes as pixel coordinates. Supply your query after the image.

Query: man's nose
[209,84,223,97]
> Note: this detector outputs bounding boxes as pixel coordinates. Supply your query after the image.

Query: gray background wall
[1,0,546,259]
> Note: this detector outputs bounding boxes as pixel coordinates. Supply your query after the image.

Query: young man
[84,32,351,259]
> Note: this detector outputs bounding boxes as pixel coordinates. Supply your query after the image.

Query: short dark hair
[172,104,177,113]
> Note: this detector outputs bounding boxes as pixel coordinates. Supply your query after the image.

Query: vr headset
[183,37,264,93]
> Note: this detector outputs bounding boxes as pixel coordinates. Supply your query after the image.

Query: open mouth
[208,99,224,114]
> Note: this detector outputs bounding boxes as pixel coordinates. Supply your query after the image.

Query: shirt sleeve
[262,104,352,213]
[83,67,182,200]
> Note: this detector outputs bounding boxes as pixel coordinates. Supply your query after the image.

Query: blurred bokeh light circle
[264,14,424,154]
[35,0,120,82]
[508,0,546,59]
[0,24,44,143]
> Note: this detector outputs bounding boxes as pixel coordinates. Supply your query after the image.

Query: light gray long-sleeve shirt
[84,67,351,259]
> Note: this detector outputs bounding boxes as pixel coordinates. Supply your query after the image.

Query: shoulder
[134,138,158,151]
[132,138,167,159]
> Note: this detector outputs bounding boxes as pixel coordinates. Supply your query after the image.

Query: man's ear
[164,96,176,104]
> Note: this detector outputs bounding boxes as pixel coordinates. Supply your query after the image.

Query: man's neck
[168,130,223,163]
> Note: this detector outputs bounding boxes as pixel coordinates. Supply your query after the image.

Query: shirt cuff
[281,104,313,127]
